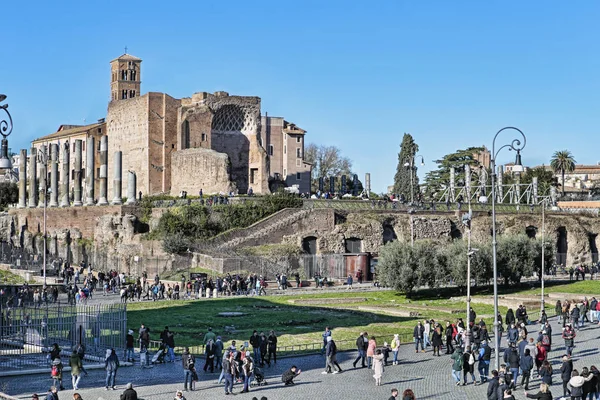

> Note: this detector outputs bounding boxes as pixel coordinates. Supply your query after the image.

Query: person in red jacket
[534,342,547,374]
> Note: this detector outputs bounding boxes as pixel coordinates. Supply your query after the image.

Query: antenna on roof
[124,46,128,54]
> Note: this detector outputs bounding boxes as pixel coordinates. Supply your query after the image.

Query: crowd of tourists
[403,297,600,400]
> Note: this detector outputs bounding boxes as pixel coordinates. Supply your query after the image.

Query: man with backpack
[478,340,492,385]
[562,323,576,356]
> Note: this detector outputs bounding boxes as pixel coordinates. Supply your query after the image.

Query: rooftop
[110,53,142,63]
[32,122,105,143]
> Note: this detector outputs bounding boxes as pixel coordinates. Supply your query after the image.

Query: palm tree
[550,150,576,196]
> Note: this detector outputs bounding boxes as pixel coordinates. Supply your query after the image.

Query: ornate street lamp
[0,94,13,170]
[490,127,526,371]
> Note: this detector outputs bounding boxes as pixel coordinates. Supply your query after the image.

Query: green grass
[527,280,600,295]
[125,280,590,354]
[0,269,32,284]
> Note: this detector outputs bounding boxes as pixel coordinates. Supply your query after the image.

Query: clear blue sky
[2,1,599,192]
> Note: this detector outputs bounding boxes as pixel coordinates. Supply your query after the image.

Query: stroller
[151,343,167,364]
[250,366,268,387]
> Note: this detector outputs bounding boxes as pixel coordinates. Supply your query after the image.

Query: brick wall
[9,206,125,238]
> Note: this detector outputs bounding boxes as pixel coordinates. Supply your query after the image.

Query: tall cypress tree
[393,133,419,200]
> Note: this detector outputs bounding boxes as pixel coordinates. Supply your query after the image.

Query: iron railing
[0,303,126,371]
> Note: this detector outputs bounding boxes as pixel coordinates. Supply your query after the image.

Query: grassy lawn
[125,280,593,354]
[126,290,511,353]
[527,280,600,295]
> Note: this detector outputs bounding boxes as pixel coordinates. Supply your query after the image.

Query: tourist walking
[45,387,59,400]
[68,350,83,390]
[462,347,476,385]
[560,355,573,398]
[353,332,368,368]
[267,330,277,366]
[520,348,534,390]
[539,360,553,386]
[241,352,254,393]
[451,348,463,385]
[373,349,385,386]
[391,334,400,365]
[346,274,353,289]
[431,325,443,356]
[563,323,576,356]
[125,330,135,362]
[524,382,552,399]
[445,322,454,354]
[182,347,195,392]
[104,348,119,390]
[323,336,342,374]
[367,336,377,369]
[413,322,425,353]
[50,358,64,391]
[487,370,499,400]
[568,370,585,400]
[222,351,235,395]
[478,340,492,384]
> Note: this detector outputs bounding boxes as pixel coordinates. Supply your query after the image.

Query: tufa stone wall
[170,148,234,195]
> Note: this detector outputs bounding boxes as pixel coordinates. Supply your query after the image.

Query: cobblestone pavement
[3,315,599,400]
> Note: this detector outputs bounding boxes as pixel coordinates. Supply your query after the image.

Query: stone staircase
[216,208,312,250]
[192,207,314,274]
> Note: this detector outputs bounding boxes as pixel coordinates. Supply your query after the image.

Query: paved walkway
[3,315,599,399]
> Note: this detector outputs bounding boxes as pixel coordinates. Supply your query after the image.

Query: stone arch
[302,236,317,255]
[525,226,537,239]
[382,225,397,244]
[556,227,568,267]
[345,237,362,253]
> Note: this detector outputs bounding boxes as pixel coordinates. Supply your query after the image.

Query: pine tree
[393,133,419,201]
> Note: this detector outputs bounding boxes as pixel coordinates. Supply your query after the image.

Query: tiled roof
[32,122,104,143]
[110,53,142,62]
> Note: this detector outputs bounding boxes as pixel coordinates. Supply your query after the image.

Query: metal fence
[0,303,126,371]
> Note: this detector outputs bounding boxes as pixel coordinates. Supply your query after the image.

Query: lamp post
[37,147,49,289]
[404,154,425,205]
[0,94,14,171]
[540,201,545,314]
[490,127,526,371]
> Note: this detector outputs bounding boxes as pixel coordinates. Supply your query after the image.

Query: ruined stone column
[60,142,70,207]
[17,149,27,208]
[49,144,59,207]
[532,176,538,204]
[98,136,108,205]
[112,151,123,205]
[28,147,38,208]
[125,171,136,205]
[38,145,47,208]
[85,137,95,206]
[73,140,83,206]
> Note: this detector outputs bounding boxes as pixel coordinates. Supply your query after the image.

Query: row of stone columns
[16,136,136,208]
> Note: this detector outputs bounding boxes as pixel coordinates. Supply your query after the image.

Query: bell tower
[110,51,142,101]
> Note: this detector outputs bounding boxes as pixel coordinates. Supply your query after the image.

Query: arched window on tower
[131,70,136,81]
[122,90,127,99]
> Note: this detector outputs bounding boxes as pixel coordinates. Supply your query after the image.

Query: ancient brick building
[31,52,312,197]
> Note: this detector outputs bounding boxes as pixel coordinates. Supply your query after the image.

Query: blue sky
[2,1,599,192]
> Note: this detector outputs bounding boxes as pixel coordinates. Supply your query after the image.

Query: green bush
[156,193,302,253]
[377,235,552,295]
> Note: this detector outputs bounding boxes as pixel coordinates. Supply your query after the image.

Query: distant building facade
[29,53,311,197]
